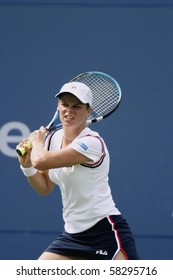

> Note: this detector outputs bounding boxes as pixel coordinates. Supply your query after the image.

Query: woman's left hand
[29,126,47,144]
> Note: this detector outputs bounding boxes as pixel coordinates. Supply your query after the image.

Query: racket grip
[16,141,32,156]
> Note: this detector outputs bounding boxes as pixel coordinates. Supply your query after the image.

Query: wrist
[20,165,37,177]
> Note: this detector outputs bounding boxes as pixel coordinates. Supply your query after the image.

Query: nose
[65,106,73,113]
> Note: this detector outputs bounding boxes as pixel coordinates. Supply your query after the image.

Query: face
[58,93,91,130]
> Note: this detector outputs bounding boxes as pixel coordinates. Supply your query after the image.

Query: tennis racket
[16,71,122,156]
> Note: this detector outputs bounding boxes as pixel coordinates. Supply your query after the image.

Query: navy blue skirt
[45,215,139,260]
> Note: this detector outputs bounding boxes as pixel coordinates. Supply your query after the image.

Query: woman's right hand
[16,139,32,168]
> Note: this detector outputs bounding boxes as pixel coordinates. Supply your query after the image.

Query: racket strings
[72,74,120,120]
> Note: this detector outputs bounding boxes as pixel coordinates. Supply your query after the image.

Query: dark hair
[58,93,91,109]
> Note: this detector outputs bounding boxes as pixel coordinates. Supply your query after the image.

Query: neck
[62,134,75,148]
[62,124,87,141]
[63,134,76,140]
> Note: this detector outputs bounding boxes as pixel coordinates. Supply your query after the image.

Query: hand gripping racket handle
[16,141,32,156]
[16,112,61,156]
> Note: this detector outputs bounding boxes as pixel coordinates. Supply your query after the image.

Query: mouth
[64,115,74,120]
[63,115,75,124]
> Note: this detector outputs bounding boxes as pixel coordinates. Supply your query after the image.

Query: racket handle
[16,141,32,156]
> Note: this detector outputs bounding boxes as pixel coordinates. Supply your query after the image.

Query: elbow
[36,189,50,196]
[32,182,53,196]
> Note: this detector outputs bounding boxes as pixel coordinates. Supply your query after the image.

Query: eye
[61,102,68,107]
[74,105,81,109]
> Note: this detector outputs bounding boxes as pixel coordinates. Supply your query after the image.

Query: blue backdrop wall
[0,0,173,260]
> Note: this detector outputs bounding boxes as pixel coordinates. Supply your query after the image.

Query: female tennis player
[17,81,139,260]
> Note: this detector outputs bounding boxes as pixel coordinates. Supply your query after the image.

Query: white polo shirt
[48,127,120,233]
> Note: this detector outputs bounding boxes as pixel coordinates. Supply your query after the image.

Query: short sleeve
[70,135,105,165]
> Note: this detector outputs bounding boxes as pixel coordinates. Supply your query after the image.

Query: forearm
[28,173,51,195]
[30,143,48,171]
[20,166,54,195]
[28,126,49,170]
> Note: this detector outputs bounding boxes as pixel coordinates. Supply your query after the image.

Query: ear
[87,106,92,115]
[57,100,61,110]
